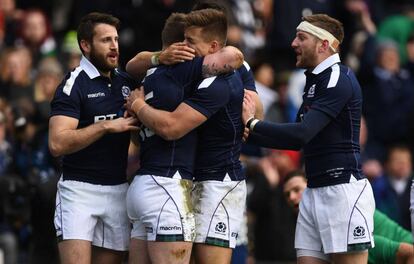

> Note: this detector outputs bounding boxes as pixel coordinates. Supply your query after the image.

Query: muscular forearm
[49,121,109,157]
[126,51,155,79]
[131,100,181,140]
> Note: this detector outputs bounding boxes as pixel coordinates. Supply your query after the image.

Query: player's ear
[209,40,220,53]
[80,40,91,54]
[318,39,330,53]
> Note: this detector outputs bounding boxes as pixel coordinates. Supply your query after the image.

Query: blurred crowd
[0,0,413,263]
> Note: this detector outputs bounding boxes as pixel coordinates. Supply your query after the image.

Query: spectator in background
[16,9,56,66]
[11,102,59,263]
[377,4,414,64]
[373,144,413,230]
[33,57,63,123]
[265,70,292,124]
[224,0,265,62]
[253,62,277,116]
[60,30,82,72]
[0,11,5,51]
[0,46,34,102]
[247,151,299,263]
[0,0,23,47]
[361,40,414,161]
[359,116,383,183]
[265,0,338,72]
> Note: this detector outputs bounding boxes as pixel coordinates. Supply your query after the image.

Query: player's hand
[125,87,145,114]
[105,116,140,133]
[243,91,256,125]
[159,42,195,65]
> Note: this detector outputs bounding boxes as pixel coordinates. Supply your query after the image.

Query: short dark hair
[282,170,306,187]
[77,12,120,54]
[185,8,227,47]
[161,13,186,47]
[303,14,344,45]
[191,0,226,12]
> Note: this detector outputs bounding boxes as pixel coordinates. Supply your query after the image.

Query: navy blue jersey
[50,56,138,185]
[185,72,245,181]
[298,54,363,187]
[137,57,204,180]
[237,61,256,92]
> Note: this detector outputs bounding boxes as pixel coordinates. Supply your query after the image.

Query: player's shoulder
[238,61,251,73]
[56,66,88,97]
[317,63,354,89]
[114,68,141,84]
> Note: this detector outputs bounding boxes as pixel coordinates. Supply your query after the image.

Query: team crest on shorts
[215,222,227,233]
[121,86,131,98]
[353,226,366,238]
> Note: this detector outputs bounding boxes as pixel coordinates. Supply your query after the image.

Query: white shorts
[192,179,246,249]
[126,174,195,242]
[295,177,375,255]
[54,177,130,251]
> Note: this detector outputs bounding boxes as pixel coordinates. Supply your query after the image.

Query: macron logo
[87,92,106,98]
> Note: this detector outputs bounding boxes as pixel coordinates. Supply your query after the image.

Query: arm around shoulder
[126,51,155,79]
[137,102,207,141]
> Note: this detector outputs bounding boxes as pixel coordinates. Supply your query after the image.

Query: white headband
[296,21,340,52]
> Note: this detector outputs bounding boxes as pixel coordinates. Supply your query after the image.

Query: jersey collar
[80,55,101,79]
[311,53,341,75]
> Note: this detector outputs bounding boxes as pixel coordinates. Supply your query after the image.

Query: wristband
[150,52,161,66]
[249,119,260,131]
[245,117,255,128]
[131,99,147,116]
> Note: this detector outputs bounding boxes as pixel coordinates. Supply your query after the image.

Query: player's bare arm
[125,88,206,141]
[126,42,195,78]
[49,115,139,157]
[126,43,243,79]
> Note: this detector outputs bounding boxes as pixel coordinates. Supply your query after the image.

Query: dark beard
[89,47,117,73]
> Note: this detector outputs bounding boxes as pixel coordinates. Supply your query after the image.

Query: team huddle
[48,2,378,264]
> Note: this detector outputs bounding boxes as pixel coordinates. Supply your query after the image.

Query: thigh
[58,239,91,264]
[295,188,322,252]
[92,246,125,264]
[93,183,130,251]
[297,256,330,264]
[55,179,101,242]
[147,241,193,264]
[129,238,150,264]
[315,179,375,254]
[193,243,232,264]
[192,180,246,249]
[330,250,368,264]
[127,175,195,242]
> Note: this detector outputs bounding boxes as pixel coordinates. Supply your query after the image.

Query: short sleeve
[184,76,229,118]
[50,73,82,119]
[238,61,256,92]
[168,57,204,86]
